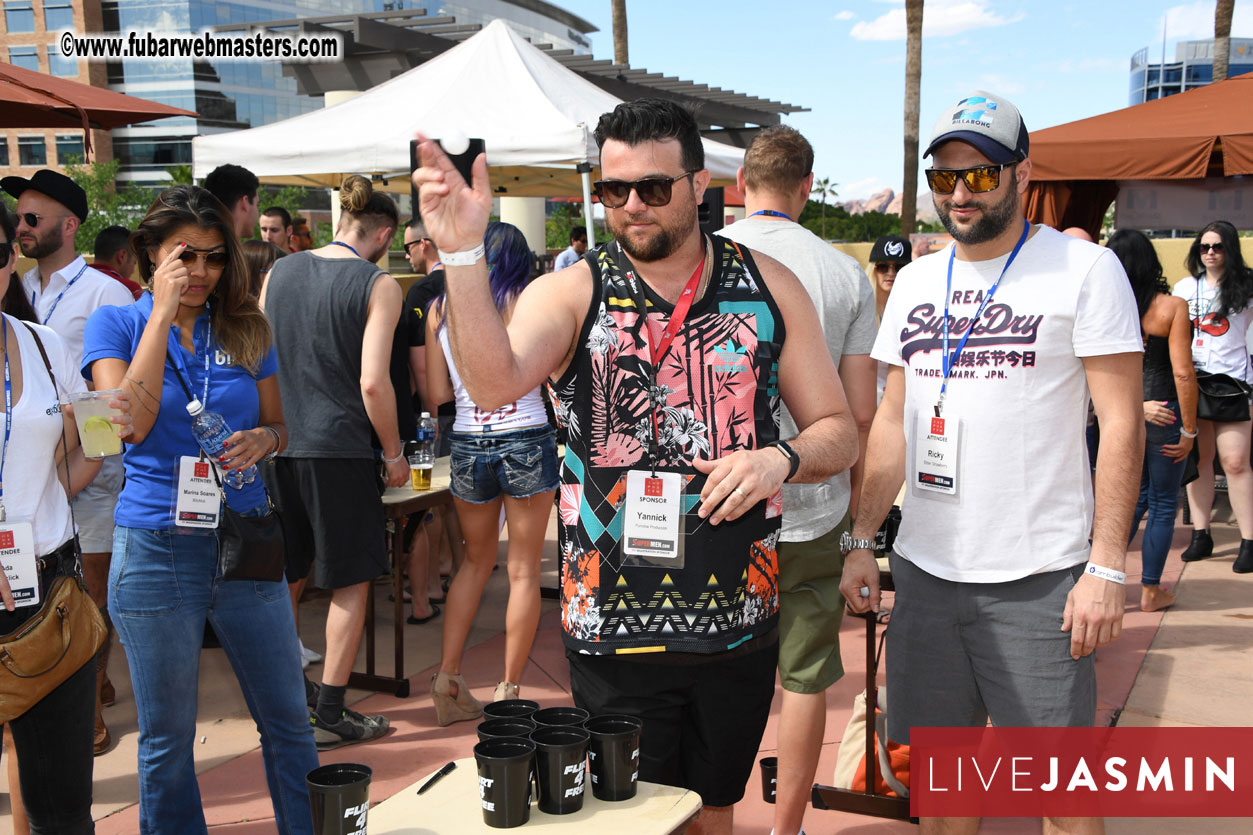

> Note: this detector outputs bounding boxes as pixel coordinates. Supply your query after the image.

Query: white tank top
[438,325,548,432]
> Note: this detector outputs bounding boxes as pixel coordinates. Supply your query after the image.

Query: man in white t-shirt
[720,126,875,835]
[840,91,1144,834]
[3,169,135,755]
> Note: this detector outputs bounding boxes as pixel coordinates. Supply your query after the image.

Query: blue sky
[558,0,1253,202]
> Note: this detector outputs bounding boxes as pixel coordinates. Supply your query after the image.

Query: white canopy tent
[192,19,747,236]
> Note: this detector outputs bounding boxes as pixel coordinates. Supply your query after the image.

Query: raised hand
[150,243,189,325]
[410,133,493,254]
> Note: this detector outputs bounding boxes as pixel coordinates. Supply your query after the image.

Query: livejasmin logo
[912,727,1252,818]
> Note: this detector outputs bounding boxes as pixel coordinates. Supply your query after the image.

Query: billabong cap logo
[885,240,906,258]
[953,96,997,125]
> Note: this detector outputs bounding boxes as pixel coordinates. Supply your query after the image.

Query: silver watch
[840,531,877,555]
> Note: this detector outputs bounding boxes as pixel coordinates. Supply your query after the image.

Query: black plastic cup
[482,698,540,721]
[306,763,372,835]
[532,706,590,728]
[477,717,538,743]
[760,756,777,803]
[531,725,590,815]
[585,714,642,801]
[474,738,535,828]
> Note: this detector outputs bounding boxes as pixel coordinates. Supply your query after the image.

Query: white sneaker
[299,642,323,668]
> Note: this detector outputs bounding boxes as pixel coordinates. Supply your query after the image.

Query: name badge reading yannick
[176,455,221,528]
[916,411,961,496]
[623,470,682,560]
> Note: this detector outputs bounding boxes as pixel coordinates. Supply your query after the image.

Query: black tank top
[1143,334,1177,401]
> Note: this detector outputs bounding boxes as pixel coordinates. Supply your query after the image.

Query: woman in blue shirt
[83,186,318,834]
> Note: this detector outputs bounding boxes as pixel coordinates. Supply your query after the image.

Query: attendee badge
[916,412,961,496]
[0,521,40,608]
[623,470,683,565]
[176,455,221,528]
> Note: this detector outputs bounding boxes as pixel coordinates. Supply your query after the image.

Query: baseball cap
[0,169,89,223]
[923,90,1028,164]
[869,235,912,264]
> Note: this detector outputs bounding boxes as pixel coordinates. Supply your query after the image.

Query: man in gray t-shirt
[720,126,877,835]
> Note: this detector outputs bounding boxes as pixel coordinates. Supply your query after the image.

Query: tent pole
[578,162,594,244]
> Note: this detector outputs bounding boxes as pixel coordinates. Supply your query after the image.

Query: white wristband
[1084,563,1126,584]
[437,243,485,266]
[1179,427,1198,438]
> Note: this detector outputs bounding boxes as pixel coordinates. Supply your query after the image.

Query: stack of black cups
[472,699,644,828]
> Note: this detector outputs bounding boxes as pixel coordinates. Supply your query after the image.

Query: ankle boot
[1180,529,1214,562]
[1234,539,1253,574]
[431,671,483,726]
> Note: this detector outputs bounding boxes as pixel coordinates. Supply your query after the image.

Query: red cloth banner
[911,727,1252,818]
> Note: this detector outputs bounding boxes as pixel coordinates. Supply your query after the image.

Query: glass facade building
[1129,39,1253,105]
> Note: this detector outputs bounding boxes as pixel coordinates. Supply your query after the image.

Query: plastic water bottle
[187,400,257,488]
[410,412,437,491]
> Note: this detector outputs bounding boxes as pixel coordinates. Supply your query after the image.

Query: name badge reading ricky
[623,470,682,560]
[176,456,221,528]
[916,412,961,495]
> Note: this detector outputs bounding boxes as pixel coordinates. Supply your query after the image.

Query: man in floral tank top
[414,99,857,832]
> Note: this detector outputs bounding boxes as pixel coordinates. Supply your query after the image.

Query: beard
[608,198,698,263]
[19,225,64,260]
[936,172,1021,246]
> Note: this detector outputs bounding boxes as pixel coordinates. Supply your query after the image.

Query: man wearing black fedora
[2,168,135,755]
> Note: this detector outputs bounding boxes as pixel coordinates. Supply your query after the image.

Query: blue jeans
[110,527,319,834]
[1131,403,1187,587]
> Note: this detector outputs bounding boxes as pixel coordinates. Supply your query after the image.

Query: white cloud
[960,73,1025,96]
[1042,57,1124,73]
[850,0,1024,41]
[1156,1,1253,42]
[834,10,856,21]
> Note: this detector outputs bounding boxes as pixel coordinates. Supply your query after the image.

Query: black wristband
[771,440,800,483]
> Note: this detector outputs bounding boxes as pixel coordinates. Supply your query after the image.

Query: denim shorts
[449,424,560,503]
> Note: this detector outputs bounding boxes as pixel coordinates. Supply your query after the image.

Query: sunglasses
[925,163,1014,195]
[1199,243,1225,254]
[593,171,697,209]
[19,212,58,229]
[173,246,229,270]
[873,262,900,274]
[403,237,431,255]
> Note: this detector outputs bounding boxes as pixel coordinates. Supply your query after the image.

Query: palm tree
[1214,0,1234,82]
[611,0,628,66]
[810,176,838,240]
[901,0,924,235]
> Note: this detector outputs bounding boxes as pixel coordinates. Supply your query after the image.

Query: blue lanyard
[330,241,360,257]
[937,220,1031,416]
[0,316,11,520]
[31,261,89,326]
[169,308,212,409]
[749,209,793,221]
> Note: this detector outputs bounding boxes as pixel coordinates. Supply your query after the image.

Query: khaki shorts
[776,517,849,694]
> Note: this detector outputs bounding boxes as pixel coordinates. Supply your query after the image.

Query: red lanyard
[642,252,706,468]
[645,252,706,368]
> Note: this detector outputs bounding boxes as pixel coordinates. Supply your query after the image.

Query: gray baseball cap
[924,90,1028,164]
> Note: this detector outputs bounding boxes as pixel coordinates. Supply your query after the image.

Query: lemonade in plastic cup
[69,390,124,459]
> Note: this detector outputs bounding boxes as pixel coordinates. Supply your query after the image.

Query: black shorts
[566,635,778,808]
[271,457,389,589]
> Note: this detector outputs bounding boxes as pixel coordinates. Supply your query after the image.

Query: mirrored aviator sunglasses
[177,248,229,269]
[593,171,696,209]
[925,163,1009,195]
